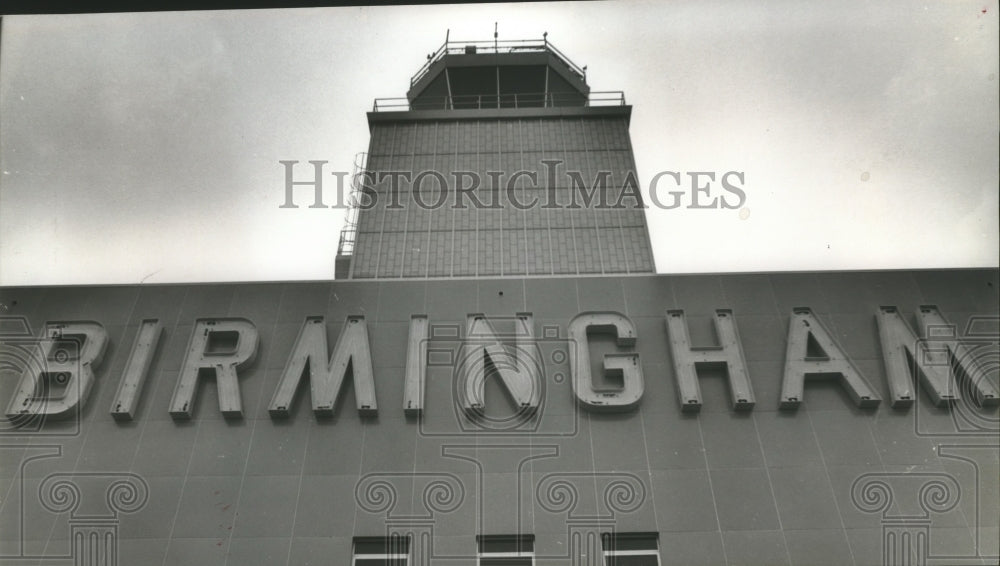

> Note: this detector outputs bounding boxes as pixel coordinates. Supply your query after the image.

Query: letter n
[459,313,541,416]
[665,309,755,412]
[878,305,998,408]
[780,307,881,409]
[268,315,377,418]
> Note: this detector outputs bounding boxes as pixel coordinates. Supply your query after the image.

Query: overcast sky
[1,1,997,286]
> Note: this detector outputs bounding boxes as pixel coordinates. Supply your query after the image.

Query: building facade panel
[350,114,654,279]
[5,36,997,566]
[1,269,997,564]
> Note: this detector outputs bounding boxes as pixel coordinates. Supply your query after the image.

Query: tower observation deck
[337,35,656,279]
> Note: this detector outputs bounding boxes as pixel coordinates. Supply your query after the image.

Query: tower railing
[373,91,626,112]
[410,37,586,88]
[336,151,368,257]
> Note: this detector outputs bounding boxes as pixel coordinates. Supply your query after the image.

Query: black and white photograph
[0,2,997,564]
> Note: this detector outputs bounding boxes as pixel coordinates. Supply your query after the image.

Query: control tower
[337,34,656,278]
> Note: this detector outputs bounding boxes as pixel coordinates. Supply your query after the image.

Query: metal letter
[568,312,644,412]
[268,315,377,418]
[110,319,162,420]
[403,315,428,417]
[780,307,881,409]
[5,321,107,421]
[877,306,956,408]
[884,305,998,407]
[666,309,755,412]
[460,313,541,416]
[169,318,258,419]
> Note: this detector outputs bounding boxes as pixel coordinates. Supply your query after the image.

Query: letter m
[567,169,612,209]
[268,315,377,418]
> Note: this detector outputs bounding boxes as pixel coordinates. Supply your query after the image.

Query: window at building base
[601,532,660,566]
[353,535,411,566]
[477,534,535,566]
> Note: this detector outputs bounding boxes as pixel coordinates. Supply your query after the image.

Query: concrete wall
[0,269,997,565]
[351,116,654,278]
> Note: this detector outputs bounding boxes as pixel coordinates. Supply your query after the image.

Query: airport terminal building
[1,37,998,566]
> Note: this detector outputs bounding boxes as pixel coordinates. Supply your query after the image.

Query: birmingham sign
[3,305,997,427]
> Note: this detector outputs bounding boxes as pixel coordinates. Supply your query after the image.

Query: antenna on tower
[494,22,498,50]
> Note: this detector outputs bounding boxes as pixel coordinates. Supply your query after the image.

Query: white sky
[1,1,997,286]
